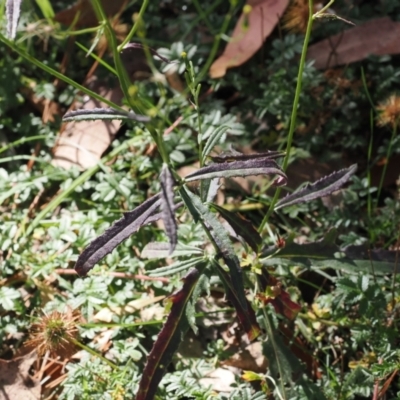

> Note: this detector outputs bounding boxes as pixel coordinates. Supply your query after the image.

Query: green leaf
[201,125,230,164]
[275,164,357,210]
[214,261,261,340]
[184,157,287,185]
[136,267,202,400]
[62,108,151,123]
[149,257,206,277]
[181,187,248,311]
[210,203,262,253]
[261,312,328,399]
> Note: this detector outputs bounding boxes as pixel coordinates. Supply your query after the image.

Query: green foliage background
[1,0,400,399]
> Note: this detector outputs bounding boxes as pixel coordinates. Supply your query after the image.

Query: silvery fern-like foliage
[6,0,22,39]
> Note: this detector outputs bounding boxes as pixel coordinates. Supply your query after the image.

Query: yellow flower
[377,94,400,129]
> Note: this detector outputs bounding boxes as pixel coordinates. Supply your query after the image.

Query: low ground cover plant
[1,0,400,399]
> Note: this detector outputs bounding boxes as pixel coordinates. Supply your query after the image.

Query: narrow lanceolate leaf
[6,0,22,39]
[141,242,203,259]
[122,42,172,64]
[214,262,261,340]
[149,257,205,277]
[184,157,287,186]
[275,164,357,210]
[210,150,285,163]
[160,165,177,254]
[136,268,201,400]
[75,194,161,276]
[205,178,220,203]
[210,204,262,253]
[181,187,248,311]
[201,125,230,164]
[62,108,151,123]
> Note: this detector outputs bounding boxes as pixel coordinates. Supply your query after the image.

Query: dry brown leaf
[52,79,124,169]
[210,0,289,78]
[0,351,40,400]
[54,0,128,28]
[307,17,400,69]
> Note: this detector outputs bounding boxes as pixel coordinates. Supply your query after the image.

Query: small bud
[243,4,252,14]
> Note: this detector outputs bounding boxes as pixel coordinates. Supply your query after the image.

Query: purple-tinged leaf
[75,194,161,276]
[184,157,287,186]
[210,150,284,163]
[6,0,22,39]
[261,228,399,275]
[122,42,172,64]
[214,262,261,341]
[136,267,202,400]
[275,164,357,210]
[210,204,262,253]
[62,108,150,123]
[180,187,248,311]
[160,165,177,254]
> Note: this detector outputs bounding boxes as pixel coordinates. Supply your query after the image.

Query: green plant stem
[367,110,374,241]
[75,41,118,76]
[118,0,150,51]
[69,337,118,369]
[377,121,397,201]
[196,1,236,84]
[90,0,169,164]
[0,135,48,155]
[0,33,124,112]
[258,0,315,234]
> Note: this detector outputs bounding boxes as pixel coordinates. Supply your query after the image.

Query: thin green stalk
[193,0,216,35]
[0,135,47,155]
[367,110,374,241]
[0,33,124,112]
[75,41,118,76]
[24,136,139,237]
[261,307,286,399]
[118,0,150,51]
[90,0,169,164]
[181,0,224,41]
[69,337,118,370]
[377,121,398,201]
[196,1,236,84]
[258,0,315,233]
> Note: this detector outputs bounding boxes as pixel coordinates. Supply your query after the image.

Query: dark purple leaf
[214,262,261,341]
[136,268,201,400]
[184,157,287,186]
[210,204,262,253]
[75,194,161,276]
[160,165,177,254]
[275,164,357,210]
[210,150,284,163]
[62,108,150,123]
[180,187,248,311]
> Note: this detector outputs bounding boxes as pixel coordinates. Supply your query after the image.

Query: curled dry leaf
[210,0,290,78]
